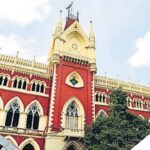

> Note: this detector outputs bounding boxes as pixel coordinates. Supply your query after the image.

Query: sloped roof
[132,135,150,150]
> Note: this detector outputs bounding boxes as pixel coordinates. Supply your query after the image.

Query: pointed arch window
[3,77,8,86]
[26,103,40,130]
[0,76,3,85]
[23,81,27,90]
[67,145,76,150]
[36,83,40,92]
[5,101,20,127]
[40,84,44,93]
[13,79,18,88]
[18,80,22,89]
[32,82,36,91]
[0,75,8,86]
[23,143,35,150]
[66,101,78,130]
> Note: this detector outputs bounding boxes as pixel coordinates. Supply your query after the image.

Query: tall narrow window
[40,84,44,93]
[23,81,27,90]
[23,143,35,150]
[66,101,78,130]
[0,76,3,85]
[36,83,40,92]
[3,77,8,86]
[26,103,40,130]
[5,101,20,127]
[32,83,36,91]
[18,80,22,89]
[95,94,99,102]
[13,79,18,88]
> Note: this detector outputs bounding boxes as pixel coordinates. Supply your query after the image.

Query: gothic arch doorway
[22,143,35,150]
[66,145,76,150]
[63,141,82,150]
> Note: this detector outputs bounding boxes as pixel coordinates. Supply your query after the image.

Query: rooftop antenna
[66,1,73,18]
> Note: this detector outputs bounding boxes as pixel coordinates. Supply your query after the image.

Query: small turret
[89,21,95,47]
[54,10,63,37]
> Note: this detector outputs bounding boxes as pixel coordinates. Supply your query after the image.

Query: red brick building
[0,7,149,150]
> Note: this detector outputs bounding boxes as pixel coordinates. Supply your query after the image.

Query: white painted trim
[4,96,24,112]
[49,64,57,127]
[96,109,108,118]
[65,71,84,88]
[5,136,18,147]
[63,141,82,150]
[19,138,40,150]
[0,96,4,109]
[25,100,44,115]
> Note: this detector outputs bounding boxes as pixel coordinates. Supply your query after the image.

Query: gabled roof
[64,18,76,30]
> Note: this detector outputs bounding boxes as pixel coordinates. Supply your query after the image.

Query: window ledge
[0,86,49,97]
[60,129,84,137]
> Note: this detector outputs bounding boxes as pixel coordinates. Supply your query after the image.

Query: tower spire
[89,20,95,47]
[55,10,63,37]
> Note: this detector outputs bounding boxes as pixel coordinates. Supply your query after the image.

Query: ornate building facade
[0,6,150,150]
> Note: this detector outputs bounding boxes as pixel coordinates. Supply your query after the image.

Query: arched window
[23,81,27,90]
[23,143,35,150]
[99,95,102,102]
[95,93,99,102]
[18,80,22,89]
[3,77,8,86]
[102,95,106,103]
[66,101,78,130]
[26,103,40,130]
[0,76,3,85]
[40,84,44,93]
[36,83,40,92]
[32,83,36,91]
[13,79,18,88]
[5,101,20,127]
[127,98,131,107]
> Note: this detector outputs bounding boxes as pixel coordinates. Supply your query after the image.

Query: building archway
[22,143,35,150]
[63,141,82,150]
[19,138,40,150]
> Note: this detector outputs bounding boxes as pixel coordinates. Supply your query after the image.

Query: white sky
[0,0,150,86]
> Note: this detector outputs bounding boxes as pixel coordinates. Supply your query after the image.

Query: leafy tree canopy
[84,88,150,150]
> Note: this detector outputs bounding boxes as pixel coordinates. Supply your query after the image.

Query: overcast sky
[0,0,150,86]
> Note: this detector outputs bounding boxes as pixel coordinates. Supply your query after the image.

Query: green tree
[84,88,150,150]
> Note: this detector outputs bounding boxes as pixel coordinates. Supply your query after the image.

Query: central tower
[45,4,97,150]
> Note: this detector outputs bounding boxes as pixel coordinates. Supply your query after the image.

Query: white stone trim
[19,138,40,150]
[4,96,24,112]
[25,100,44,115]
[96,109,108,118]
[5,136,18,147]
[63,141,82,150]
[0,96,4,109]
[92,73,95,119]
[49,64,57,128]
[65,71,84,88]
